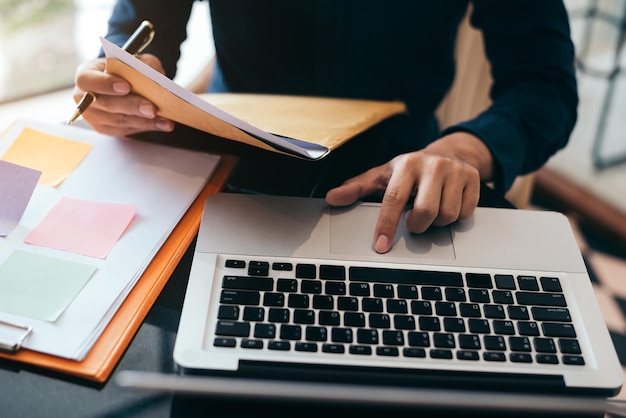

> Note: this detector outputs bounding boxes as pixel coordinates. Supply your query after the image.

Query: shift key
[216,321,250,337]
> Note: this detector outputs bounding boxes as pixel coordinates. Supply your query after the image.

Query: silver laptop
[170,192,623,398]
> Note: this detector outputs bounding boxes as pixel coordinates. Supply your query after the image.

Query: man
[73,1,577,253]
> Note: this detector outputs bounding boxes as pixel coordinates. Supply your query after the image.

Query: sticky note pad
[0,160,41,236]
[0,127,92,187]
[0,250,97,322]
[25,197,137,259]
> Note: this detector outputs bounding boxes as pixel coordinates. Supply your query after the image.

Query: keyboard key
[280,325,302,340]
[540,277,563,292]
[350,345,372,355]
[305,326,328,342]
[510,353,532,363]
[534,337,557,353]
[457,350,479,361]
[421,286,443,300]
[319,311,341,326]
[408,331,430,347]
[435,302,456,316]
[531,307,571,322]
[387,299,408,313]
[458,334,481,350]
[217,305,239,320]
[296,263,316,279]
[243,307,265,321]
[293,309,315,324]
[222,275,273,291]
[377,347,399,357]
[382,330,405,346]
[322,344,345,354]
[331,327,353,343]
[468,289,490,303]
[349,267,463,287]
[362,298,384,312]
[357,329,379,344]
[483,352,506,362]
[468,319,490,334]
[277,279,298,292]
[263,292,285,307]
[492,290,514,304]
[397,284,418,299]
[403,347,426,358]
[419,316,441,331]
[542,322,576,338]
[216,321,250,337]
[517,321,540,336]
[433,333,455,349]
[494,274,516,290]
[288,294,310,308]
[248,261,270,277]
[443,317,465,332]
[562,355,585,365]
[445,287,466,302]
[214,337,236,347]
[344,312,366,327]
[349,282,370,296]
[465,273,492,288]
[484,335,506,351]
[295,342,318,352]
[220,290,260,305]
[517,275,539,291]
[394,315,416,330]
[536,354,559,364]
[411,301,433,315]
[254,323,276,338]
[459,303,481,318]
[225,259,245,269]
[301,280,322,294]
[492,320,515,335]
[430,349,453,359]
[558,338,581,355]
[272,262,293,271]
[241,339,263,349]
[313,295,334,310]
[369,314,391,328]
[320,265,346,280]
[268,308,290,323]
[508,336,531,352]
[483,304,505,319]
[338,297,359,311]
[374,284,395,298]
[516,292,566,307]
[325,281,346,295]
[507,305,530,320]
[268,341,291,351]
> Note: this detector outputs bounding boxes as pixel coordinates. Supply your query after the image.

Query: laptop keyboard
[213,258,585,367]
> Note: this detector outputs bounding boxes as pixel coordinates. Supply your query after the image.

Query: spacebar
[349,267,463,287]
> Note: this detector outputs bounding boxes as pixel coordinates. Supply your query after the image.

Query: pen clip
[122,20,155,55]
[0,319,33,354]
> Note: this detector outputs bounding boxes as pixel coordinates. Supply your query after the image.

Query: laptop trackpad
[329,204,455,260]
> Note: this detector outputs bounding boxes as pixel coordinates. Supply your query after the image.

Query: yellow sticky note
[0,127,92,187]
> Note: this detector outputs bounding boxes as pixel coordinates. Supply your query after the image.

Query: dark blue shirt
[106,0,578,192]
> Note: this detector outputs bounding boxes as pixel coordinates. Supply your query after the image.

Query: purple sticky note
[0,160,41,236]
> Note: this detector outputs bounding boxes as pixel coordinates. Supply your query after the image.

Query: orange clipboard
[0,154,237,384]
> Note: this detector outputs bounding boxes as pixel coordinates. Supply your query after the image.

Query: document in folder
[101,38,407,160]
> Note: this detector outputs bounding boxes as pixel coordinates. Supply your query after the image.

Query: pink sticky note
[25,197,137,258]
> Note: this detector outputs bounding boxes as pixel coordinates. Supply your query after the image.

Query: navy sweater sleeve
[104,0,195,79]
[442,0,578,192]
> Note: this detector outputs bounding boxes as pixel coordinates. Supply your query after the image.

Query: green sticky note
[0,251,97,322]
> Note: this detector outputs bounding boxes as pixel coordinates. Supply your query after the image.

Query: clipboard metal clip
[0,319,33,353]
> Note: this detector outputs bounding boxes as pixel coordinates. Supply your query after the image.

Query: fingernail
[156,118,173,131]
[112,82,130,94]
[139,103,155,117]
[374,234,390,253]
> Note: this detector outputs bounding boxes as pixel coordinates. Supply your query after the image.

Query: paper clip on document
[0,319,33,353]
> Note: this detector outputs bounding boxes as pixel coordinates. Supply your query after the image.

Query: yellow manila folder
[102,38,406,160]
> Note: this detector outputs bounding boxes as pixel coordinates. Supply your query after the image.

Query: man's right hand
[72,55,175,136]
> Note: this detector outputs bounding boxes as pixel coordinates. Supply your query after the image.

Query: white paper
[0,119,220,360]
